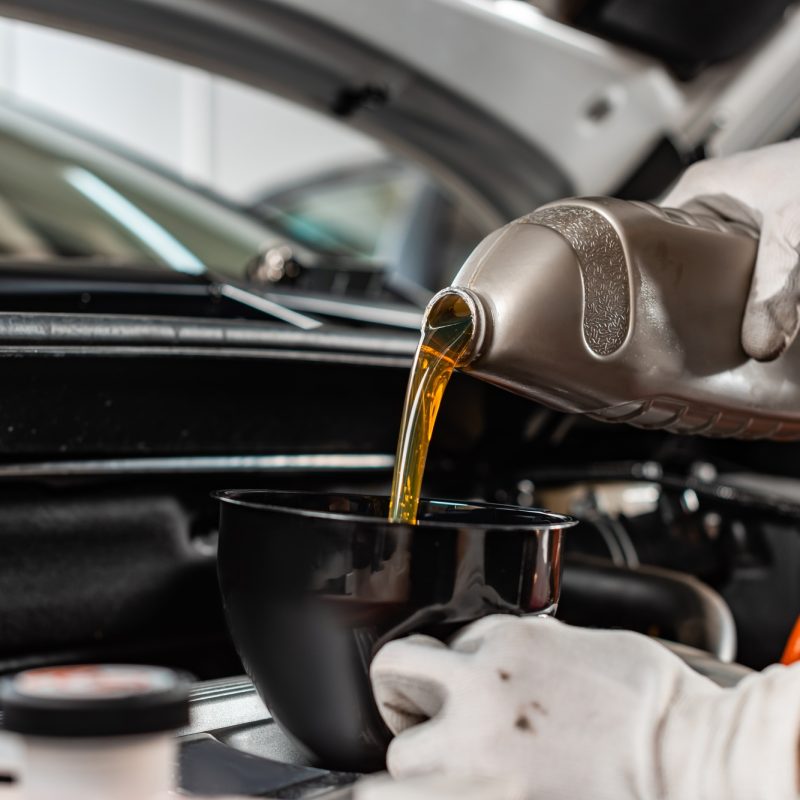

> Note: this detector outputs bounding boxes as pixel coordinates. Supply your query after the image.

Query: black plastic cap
[1,665,191,738]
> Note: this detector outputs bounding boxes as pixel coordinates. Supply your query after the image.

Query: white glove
[371,615,800,800]
[354,772,532,800]
[662,139,800,361]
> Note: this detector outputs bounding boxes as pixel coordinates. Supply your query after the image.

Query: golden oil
[388,292,474,524]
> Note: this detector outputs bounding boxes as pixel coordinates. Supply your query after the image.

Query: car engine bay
[2,1,800,795]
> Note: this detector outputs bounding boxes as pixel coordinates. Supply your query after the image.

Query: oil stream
[388,291,475,524]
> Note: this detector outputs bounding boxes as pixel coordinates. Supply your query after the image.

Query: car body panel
[0,0,572,225]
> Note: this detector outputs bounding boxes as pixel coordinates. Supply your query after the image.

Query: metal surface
[181,677,272,738]
[272,0,800,190]
[0,454,395,479]
[0,345,411,370]
[705,5,800,156]
[0,311,418,353]
[450,196,800,440]
[515,464,800,670]
[561,557,737,663]
[271,0,687,193]
[181,678,351,793]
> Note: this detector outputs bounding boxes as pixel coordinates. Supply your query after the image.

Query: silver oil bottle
[434,196,800,440]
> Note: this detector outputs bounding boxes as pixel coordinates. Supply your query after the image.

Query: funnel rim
[215,489,577,531]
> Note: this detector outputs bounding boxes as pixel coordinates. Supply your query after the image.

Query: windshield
[253,161,426,258]
[0,99,285,277]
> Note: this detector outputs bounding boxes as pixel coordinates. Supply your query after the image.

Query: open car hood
[4,0,799,222]
[0,0,573,227]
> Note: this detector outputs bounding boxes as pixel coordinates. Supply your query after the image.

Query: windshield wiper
[215,283,321,330]
[0,260,323,330]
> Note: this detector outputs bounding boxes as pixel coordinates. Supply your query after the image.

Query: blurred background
[0,17,382,199]
[4,1,800,295]
[0,11,497,291]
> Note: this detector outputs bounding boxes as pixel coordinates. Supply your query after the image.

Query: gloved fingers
[384,715,452,778]
[371,634,461,734]
[355,772,533,800]
[453,615,703,689]
[669,193,760,231]
[742,295,800,361]
[742,209,800,360]
[661,146,780,211]
[749,205,800,302]
[661,159,732,209]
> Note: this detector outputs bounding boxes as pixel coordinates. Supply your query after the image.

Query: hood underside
[0,0,572,226]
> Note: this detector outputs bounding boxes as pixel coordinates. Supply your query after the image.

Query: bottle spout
[423,287,487,369]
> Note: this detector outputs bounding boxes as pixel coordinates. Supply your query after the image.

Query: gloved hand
[354,772,531,800]
[662,139,800,361]
[371,616,800,800]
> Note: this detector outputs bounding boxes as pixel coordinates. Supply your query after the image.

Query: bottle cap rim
[1,664,191,737]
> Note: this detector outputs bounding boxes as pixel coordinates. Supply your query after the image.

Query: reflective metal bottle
[436,196,800,440]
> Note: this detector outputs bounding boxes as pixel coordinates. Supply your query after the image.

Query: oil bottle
[439,196,800,440]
